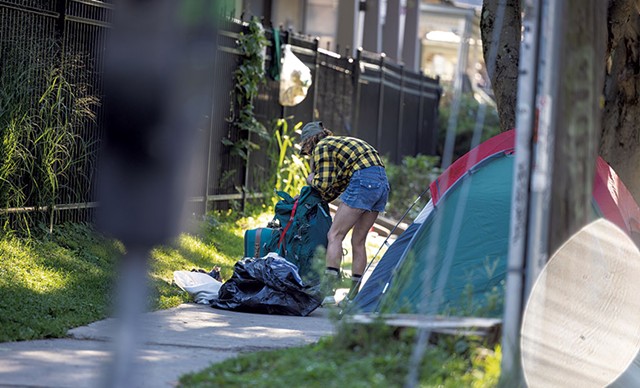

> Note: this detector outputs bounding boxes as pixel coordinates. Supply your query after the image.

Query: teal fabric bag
[270,186,332,284]
[243,227,279,259]
[242,186,331,284]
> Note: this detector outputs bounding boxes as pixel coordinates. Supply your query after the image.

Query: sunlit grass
[0,211,271,342]
[0,224,122,341]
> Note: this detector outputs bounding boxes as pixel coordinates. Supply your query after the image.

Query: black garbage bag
[211,254,322,316]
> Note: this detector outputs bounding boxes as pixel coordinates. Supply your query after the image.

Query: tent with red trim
[351,130,640,316]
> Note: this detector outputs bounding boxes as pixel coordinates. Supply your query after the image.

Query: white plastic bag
[279,44,312,106]
[173,271,223,304]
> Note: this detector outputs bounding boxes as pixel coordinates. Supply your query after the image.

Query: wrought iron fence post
[312,37,320,120]
[55,0,66,42]
[280,28,290,120]
[376,53,385,151]
[352,48,363,138]
[203,28,222,216]
[396,64,405,164]
[417,71,425,155]
[50,0,68,232]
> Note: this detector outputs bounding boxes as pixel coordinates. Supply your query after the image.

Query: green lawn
[0,211,268,342]
[179,321,501,387]
[0,210,501,386]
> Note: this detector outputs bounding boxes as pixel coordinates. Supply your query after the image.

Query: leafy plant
[384,154,441,222]
[222,16,269,160]
[271,119,310,199]
[437,87,501,163]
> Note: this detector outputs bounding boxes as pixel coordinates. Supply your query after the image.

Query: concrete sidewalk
[0,304,335,387]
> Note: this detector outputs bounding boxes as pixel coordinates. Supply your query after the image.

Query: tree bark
[482,0,640,202]
[480,0,521,132]
[548,0,609,252]
[599,0,640,203]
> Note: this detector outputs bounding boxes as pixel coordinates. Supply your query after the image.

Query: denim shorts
[340,166,390,212]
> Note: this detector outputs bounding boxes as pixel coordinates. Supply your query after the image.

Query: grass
[178,321,501,387]
[0,209,501,386]
[0,210,270,342]
[0,223,123,341]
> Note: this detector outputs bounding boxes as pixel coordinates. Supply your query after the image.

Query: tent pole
[500,0,543,385]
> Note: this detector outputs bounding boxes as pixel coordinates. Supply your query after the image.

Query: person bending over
[299,121,390,304]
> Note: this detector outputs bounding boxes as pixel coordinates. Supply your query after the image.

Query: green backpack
[267,186,332,284]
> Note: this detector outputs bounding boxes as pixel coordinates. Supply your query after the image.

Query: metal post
[375,53,386,151]
[525,0,563,296]
[203,30,221,216]
[55,0,66,41]
[352,48,363,138]
[416,71,425,155]
[396,64,405,163]
[500,0,543,385]
[312,37,320,120]
[280,28,290,120]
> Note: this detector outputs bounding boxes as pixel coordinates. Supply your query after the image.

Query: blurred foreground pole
[546,0,607,252]
[500,0,542,385]
[97,1,220,386]
[501,0,608,386]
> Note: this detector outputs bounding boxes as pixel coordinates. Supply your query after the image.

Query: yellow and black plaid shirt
[311,136,384,202]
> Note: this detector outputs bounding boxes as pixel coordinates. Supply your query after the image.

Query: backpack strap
[278,198,299,250]
[254,228,263,257]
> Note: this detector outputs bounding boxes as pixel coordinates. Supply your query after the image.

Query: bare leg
[350,211,379,275]
[326,202,364,269]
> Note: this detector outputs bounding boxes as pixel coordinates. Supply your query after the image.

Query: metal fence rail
[0,9,441,227]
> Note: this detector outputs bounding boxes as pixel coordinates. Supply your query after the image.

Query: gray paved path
[0,304,334,388]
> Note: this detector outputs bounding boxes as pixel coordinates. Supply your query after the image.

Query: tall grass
[0,37,98,234]
[270,118,310,200]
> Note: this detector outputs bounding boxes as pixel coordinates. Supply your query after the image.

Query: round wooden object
[521,219,640,387]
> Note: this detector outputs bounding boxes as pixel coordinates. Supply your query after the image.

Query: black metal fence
[195,22,442,213]
[0,0,112,228]
[0,6,440,227]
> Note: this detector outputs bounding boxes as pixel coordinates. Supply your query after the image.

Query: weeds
[179,316,501,387]
[0,37,98,234]
[271,118,310,199]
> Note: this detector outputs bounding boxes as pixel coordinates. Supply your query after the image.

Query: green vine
[223,16,269,160]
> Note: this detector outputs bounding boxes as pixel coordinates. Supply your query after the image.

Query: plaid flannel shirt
[310,136,384,202]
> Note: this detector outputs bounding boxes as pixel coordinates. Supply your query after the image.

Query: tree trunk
[482,0,640,202]
[548,0,609,252]
[599,0,640,203]
[480,0,521,132]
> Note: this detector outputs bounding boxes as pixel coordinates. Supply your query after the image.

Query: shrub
[437,87,501,163]
[384,154,441,222]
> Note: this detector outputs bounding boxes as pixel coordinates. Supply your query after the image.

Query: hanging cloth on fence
[268,27,281,81]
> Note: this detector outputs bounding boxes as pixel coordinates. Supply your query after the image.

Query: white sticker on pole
[532,94,552,192]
